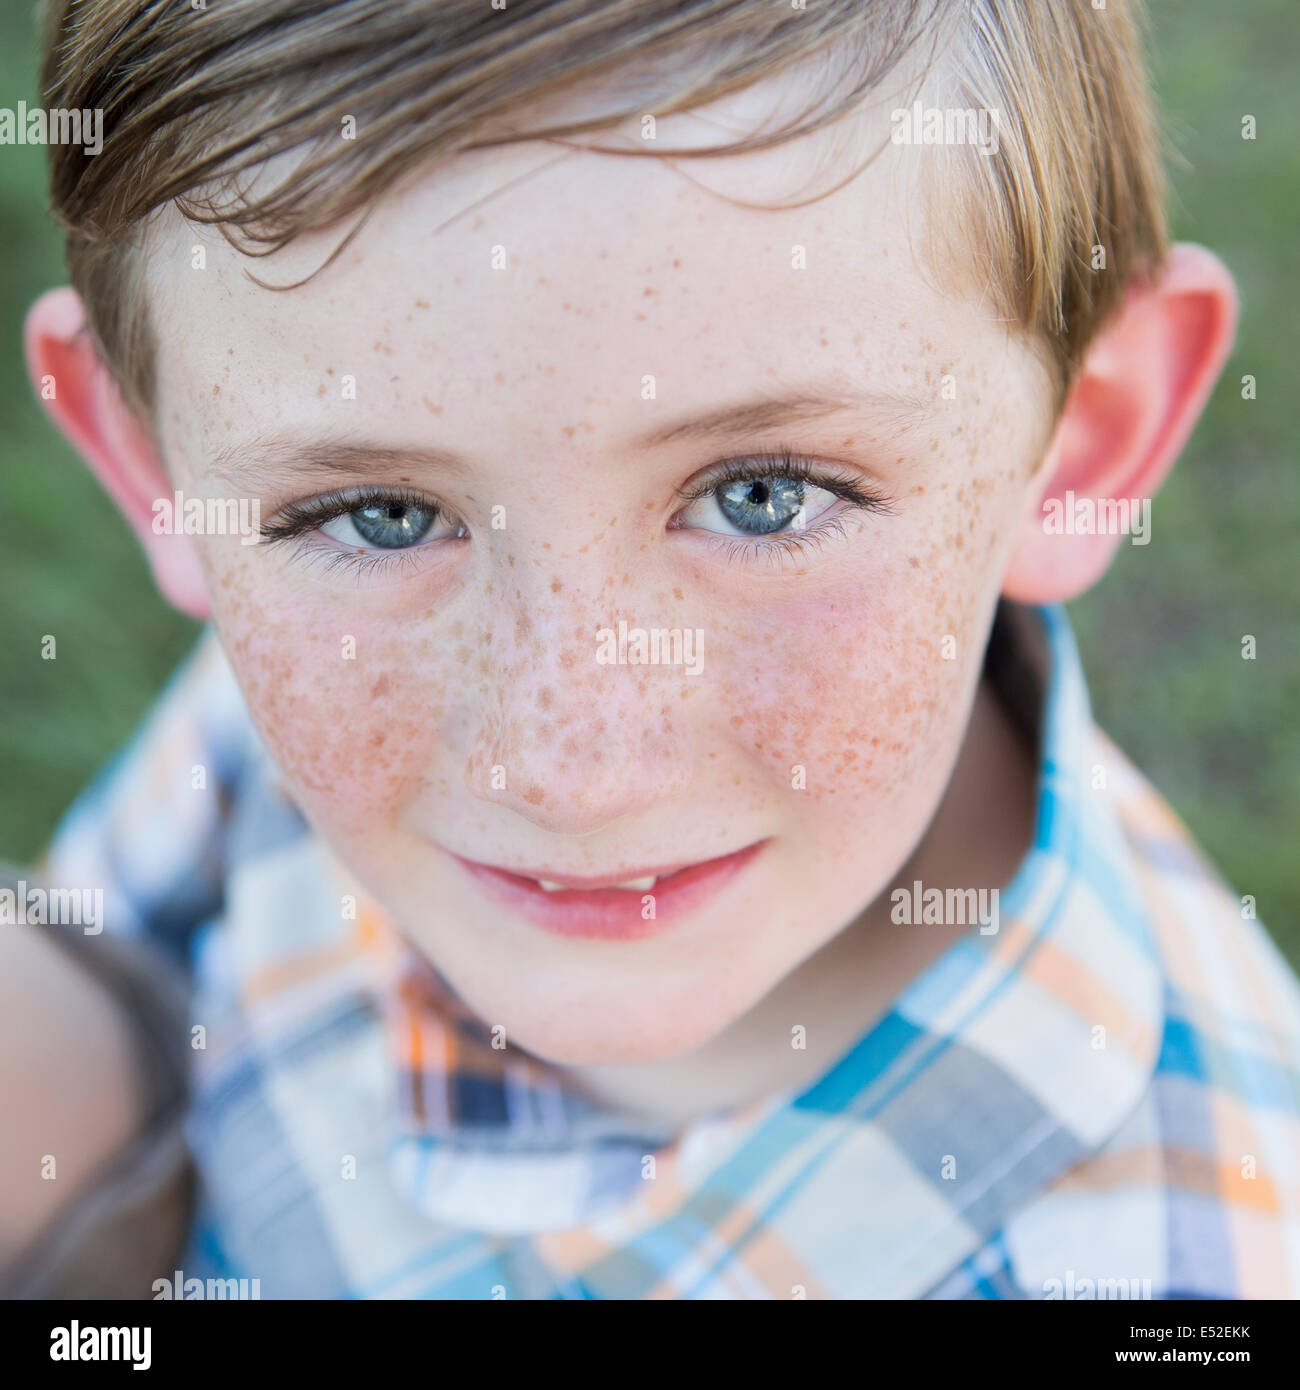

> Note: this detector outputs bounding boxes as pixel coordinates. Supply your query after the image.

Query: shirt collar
[360,603,1166,1286]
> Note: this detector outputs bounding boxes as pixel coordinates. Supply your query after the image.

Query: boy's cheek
[710,523,1004,809]
[205,578,453,829]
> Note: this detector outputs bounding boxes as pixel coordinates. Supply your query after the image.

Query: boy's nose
[462,596,696,837]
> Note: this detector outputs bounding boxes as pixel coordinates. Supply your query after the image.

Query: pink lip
[449,841,766,941]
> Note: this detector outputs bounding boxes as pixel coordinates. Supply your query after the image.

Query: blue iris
[350,503,437,548]
[717,476,805,535]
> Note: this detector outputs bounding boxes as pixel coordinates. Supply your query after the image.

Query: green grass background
[1,2,1296,957]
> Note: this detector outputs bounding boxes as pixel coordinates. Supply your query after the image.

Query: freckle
[672,587,683,600]
[550,578,563,593]
[317,384,326,396]
[908,556,920,568]
[522,784,545,806]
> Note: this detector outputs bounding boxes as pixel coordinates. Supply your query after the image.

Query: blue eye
[678,471,840,538]
[670,452,894,560]
[260,486,466,557]
[715,476,813,535]
[335,501,438,549]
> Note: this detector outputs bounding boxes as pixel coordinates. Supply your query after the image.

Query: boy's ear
[23,286,210,620]
[1002,243,1238,603]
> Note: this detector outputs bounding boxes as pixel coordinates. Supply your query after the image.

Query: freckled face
[146,100,1054,1066]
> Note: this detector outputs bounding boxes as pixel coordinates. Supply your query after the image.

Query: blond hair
[39,0,1168,426]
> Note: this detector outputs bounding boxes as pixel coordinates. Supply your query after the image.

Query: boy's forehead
[146,110,1025,470]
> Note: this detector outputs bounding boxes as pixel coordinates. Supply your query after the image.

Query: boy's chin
[488,1000,733,1072]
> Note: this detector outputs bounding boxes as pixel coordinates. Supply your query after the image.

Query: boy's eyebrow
[634,389,933,447]
[208,388,931,484]
[208,436,467,488]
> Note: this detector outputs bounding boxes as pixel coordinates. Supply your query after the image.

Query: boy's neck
[565,668,1040,1131]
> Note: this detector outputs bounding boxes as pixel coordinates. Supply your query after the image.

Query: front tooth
[536,875,657,893]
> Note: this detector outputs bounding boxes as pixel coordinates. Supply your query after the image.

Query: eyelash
[257,485,455,580]
[259,453,894,577]
[259,485,441,544]
[675,451,889,513]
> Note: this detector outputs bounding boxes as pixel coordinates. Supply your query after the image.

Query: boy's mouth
[448,842,766,941]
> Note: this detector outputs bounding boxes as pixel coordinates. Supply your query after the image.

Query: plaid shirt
[43,604,1300,1299]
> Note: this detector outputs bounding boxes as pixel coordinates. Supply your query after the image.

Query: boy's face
[144,98,1056,1065]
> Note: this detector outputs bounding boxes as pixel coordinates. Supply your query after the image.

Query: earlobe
[23,287,211,620]
[1002,243,1239,605]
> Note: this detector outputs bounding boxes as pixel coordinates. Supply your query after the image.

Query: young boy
[7,0,1298,1298]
